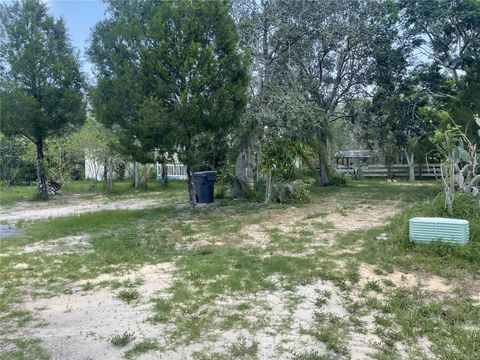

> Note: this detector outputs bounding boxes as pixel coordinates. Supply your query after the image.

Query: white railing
[335,163,442,178]
[156,163,188,180]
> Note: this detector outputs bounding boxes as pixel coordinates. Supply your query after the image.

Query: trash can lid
[193,171,216,180]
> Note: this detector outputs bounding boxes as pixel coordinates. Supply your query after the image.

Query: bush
[329,175,347,187]
[241,179,310,204]
[271,183,310,204]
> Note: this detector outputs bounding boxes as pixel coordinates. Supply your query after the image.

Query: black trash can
[192,171,216,203]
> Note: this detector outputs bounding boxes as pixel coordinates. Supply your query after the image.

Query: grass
[110,331,136,347]
[227,336,258,358]
[351,192,480,278]
[1,178,479,359]
[117,289,141,304]
[1,338,50,360]
[0,183,38,206]
[124,340,159,359]
[0,179,186,207]
[306,312,349,355]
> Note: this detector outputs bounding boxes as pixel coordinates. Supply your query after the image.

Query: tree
[88,0,157,190]
[400,0,480,85]
[0,0,85,197]
[0,134,29,185]
[231,0,311,189]
[89,0,249,209]
[400,0,480,137]
[68,117,118,191]
[284,0,398,185]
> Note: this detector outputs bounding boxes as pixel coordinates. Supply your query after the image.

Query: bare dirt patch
[146,279,381,359]
[0,195,182,223]
[358,263,454,294]
[239,203,399,249]
[13,235,92,255]
[18,263,174,360]
[322,204,399,233]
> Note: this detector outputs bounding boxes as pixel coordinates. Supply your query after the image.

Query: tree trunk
[186,165,197,211]
[35,138,48,198]
[161,161,168,186]
[142,164,151,189]
[403,148,415,182]
[105,157,114,192]
[297,147,321,185]
[316,129,330,186]
[133,161,140,189]
[264,168,272,205]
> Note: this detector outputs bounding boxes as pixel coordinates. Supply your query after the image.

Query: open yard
[1,180,479,360]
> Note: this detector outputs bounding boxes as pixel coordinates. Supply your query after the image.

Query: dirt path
[0,194,183,223]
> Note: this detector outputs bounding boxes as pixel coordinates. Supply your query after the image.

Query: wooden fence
[335,163,442,178]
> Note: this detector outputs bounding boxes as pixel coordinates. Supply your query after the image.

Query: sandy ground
[20,263,174,360]
[0,194,183,223]
[3,196,474,359]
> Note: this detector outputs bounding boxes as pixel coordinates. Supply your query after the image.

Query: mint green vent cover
[409,217,469,245]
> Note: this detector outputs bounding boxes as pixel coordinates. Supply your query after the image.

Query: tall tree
[89,0,249,209]
[231,0,311,189]
[400,0,480,136]
[88,0,156,190]
[0,0,85,196]
[400,0,480,85]
[285,0,398,185]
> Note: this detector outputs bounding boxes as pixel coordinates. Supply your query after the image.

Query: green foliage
[110,332,136,347]
[270,184,310,204]
[117,288,140,304]
[124,340,159,359]
[89,0,249,169]
[400,0,480,76]
[328,170,347,187]
[0,0,86,195]
[0,0,86,140]
[0,135,33,185]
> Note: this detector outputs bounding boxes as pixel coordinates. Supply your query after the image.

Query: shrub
[271,183,310,204]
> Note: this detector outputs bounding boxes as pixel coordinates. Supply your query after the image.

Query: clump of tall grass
[425,192,479,243]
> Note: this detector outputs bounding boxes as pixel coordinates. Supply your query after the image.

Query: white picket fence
[156,163,188,180]
[335,163,442,178]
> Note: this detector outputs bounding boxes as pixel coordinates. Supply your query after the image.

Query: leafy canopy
[0,0,86,142]
[89,0,249,167]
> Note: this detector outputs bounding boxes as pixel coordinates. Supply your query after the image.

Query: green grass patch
[110,331,136,347]
[354,192,480,277]
[1,338,50,360]
[124,339,159,359]
[117,289,140,304]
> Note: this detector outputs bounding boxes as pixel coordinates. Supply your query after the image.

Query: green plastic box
[409,217,469,245]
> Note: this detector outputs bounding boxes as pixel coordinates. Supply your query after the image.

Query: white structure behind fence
[156,163,188,180]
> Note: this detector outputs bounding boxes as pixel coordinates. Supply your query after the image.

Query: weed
[292,350,330,360]
[227,336,258,359]
[110,331,136,347]
[306,312,349,355]
[364,281,382,293]
[117,289,140,304]
[82,282,94,291]
[151,298,173,323]
[124,340,159,359]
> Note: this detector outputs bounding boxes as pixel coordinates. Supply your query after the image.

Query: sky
[46,0,108,80]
